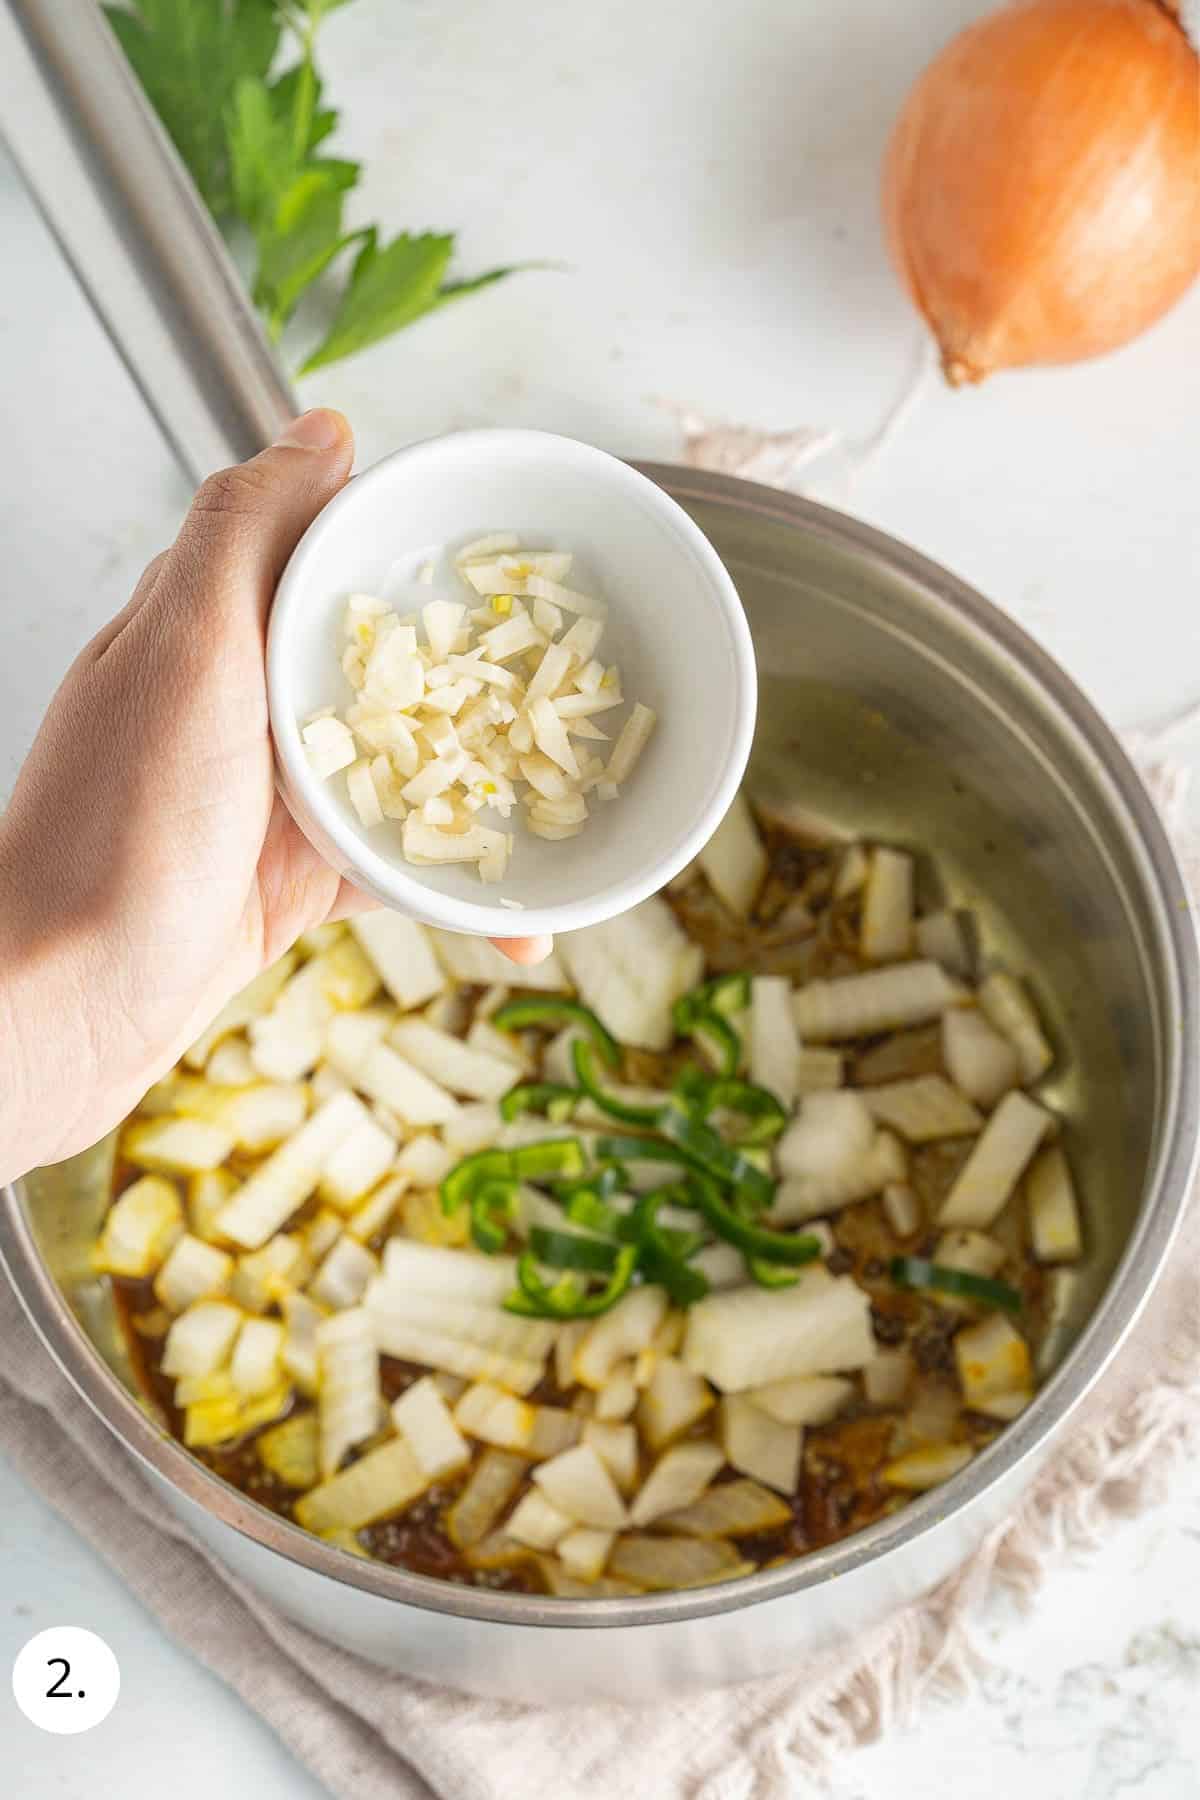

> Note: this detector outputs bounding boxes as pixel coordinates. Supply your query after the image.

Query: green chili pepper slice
[890,1256,1023,1314]
[594,1133,685,1167]
[657,1108,777,1209]
[470,1179,519,1254]
[554,1163,626,1203]
[685,1172,820,1266]
[503,1243,639,1318]
[747,1257,800,1289]
[640,1247,710,1307]
[571,1039,664,1128]
[440,1148,514,1216]
[529,1226,621,1274]
[631,1188,706,1260]
[491,998,619,1068]
[563,1189,627,1238]
[675,972,750,1027]
[511,1138,587,1183]
[499,1083,581,1124]
[702,1079,788,1145]
[672,1064,713,1115]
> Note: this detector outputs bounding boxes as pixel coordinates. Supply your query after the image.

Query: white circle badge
[12,1627,120,1734]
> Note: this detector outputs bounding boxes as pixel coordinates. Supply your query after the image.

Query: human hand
[0,411,550,1180]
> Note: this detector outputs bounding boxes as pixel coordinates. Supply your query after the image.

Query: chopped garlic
[302,535,655,884]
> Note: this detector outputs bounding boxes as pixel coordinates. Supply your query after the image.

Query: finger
[157,409,355,632]
[491,934,555,965]
[85,550,169,664]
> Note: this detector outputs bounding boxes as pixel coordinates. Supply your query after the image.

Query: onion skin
[883,0,1200,384]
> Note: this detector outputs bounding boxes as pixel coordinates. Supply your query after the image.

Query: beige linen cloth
[2,423,1198,1794]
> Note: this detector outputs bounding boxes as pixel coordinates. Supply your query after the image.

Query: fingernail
[273,408,345,451]
[497,934,555,966]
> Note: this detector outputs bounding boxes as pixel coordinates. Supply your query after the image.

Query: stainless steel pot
[3,469,1196,1703]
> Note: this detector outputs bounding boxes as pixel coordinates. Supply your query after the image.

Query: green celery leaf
[300,229,456,371]
[301,233,526,372]
[105,1,279,215]
[255,169,364,337]
[439,264,530,307]
[308,108,339,149]
[226,75,298,230]
[308,157,360,193]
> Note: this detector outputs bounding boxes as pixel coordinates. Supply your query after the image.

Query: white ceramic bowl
[267,429,757,938]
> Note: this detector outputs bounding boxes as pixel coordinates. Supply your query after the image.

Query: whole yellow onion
[883,0,1200,384]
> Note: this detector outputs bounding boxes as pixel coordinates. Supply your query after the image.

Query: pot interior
[12,471,1183,1586]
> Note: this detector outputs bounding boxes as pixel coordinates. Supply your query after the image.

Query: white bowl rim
[266,428,758,938]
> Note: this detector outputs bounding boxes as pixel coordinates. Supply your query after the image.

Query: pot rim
[4,466,1197,1632]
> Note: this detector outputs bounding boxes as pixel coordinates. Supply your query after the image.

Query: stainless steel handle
[0,0,298,481]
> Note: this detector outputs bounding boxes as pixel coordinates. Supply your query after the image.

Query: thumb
[163,409,355,627]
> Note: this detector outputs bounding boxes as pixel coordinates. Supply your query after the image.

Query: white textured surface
[2,0,1199,1791]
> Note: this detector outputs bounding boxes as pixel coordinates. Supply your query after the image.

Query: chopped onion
[505,1490,573,1550]
[390,1018,518,1102]
[1026,1144,1083,1263]
[295,1434,426,1533]
[445,1447,527,1548]
[914,908,972,977]
[316,1306,380,1478]
[229,1316,285,1398]
[454,1382,537,1450]
[214,1091,371,1250]
[557,1527,615,1582]
[258,1411,319,1489]
[557,895,704,1053]
[532,1443,629,1529]
[391,1375,471,1480]
[978,971,1053,1083]
[776,1092,875,1180]
[605,702,657,787]
[573,1286,669,1389]
[749,975,802,1108]
[348,914,446,1010]
[367,1284,556,1363]
[862,1075,982,1143]
[636,1356,715,1451]
[581,1419,639,1494]
[717,1395,801,1494]
[882,1182,922,1239]
[309,1235,377,1310]
[230,1234,306,1313]
[319,1114,397,1210]
[630,1440,724,1525]
[122,1116,236,1176]
[741,1373,854,1427]
[683,1272,876,1392]
[770,1129,907,1223]
[937,1091,1054,1228]
[593,1362,638,1422]
[860,847,914,963]
[793,962,968,1041]
[954,1313,1032,1411]
[281,1291,324,1395]
[162,1300,243,1380]
[153,1233,233,1313]
[697,791,767,919]
[607,1534,746,1591]
[93,1175,184,1278]
[942,1007,1020,1109]
[881,1443,974,1492]
[658,1476,791,1539]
